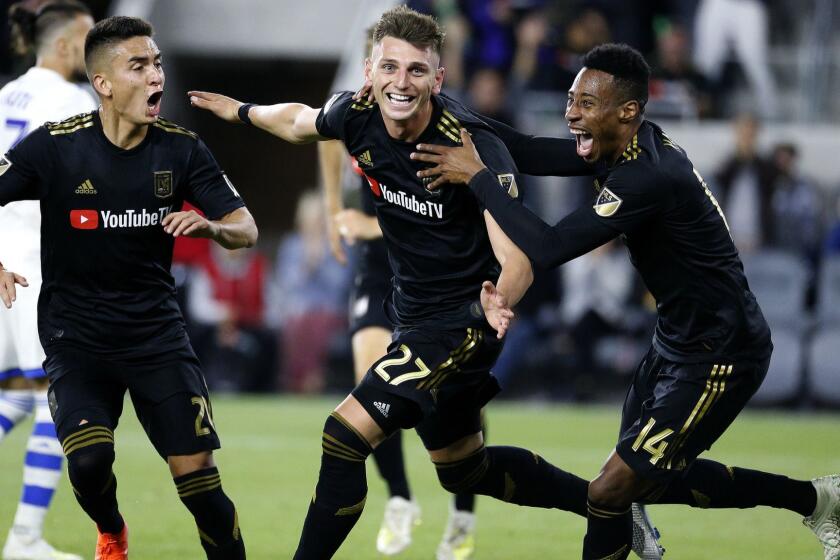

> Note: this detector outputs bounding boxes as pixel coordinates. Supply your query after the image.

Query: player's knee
[434,445,488,495]
[322,412,372,462]
[588,468,636,508]
[314,413,371,512]
[64,425,116,495]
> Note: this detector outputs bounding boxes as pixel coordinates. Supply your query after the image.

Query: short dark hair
[8,0,91,56]
[84,15,153,69]
[581,43,650,112]
[373,5,444,55]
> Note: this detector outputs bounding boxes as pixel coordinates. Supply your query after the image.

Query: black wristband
[238,103,256,125]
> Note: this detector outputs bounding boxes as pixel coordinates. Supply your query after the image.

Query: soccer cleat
[631,503,665,559]
[94,524,128,560]
[375,496,421,556]
[803,475,840,560]
[2,528,82,560]
[436,509,476,560]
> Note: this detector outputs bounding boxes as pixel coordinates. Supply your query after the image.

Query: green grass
[1,395,838,559]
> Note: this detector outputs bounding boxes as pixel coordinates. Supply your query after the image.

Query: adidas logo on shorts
[373,401,390,418]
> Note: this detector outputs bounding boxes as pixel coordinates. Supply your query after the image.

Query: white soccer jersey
[0,67,96,377]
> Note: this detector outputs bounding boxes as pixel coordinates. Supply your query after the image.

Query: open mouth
[385,92,415,106]
[571,128,594,158]
[147,91,163,117]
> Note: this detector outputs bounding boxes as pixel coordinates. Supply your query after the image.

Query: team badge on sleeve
[594,187,623,217]
[497,173,519,198]
[0,156,11,177]
[154,170,173,198]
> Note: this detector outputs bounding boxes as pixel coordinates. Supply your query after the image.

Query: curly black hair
[581,43,650,112]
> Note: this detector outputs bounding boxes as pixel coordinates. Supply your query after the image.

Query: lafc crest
[154,171,173,198]
[0,157,11,177]
[593,186,622,217]
[497,173,518,198]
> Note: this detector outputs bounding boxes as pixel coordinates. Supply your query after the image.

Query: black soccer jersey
[470,119,771,363]
[316,92,520,329]
[355,171,390,282]
[0,111,245,359]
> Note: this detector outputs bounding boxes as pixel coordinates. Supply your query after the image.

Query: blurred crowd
[405,0,799,122]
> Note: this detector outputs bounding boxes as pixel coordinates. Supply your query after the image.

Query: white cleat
[436,509,476,560]
[375,496,421,556]
[631,503,665,559]
[804,475,840,560]
[2,529,82,560]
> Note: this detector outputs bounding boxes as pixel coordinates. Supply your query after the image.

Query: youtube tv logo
[70,209,98,230]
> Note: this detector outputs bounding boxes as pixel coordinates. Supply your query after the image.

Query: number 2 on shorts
[191,396,216,437]
[374,344,431,386]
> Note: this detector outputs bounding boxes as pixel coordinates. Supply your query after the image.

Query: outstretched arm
[479,115,593,177]
[470,168,618,269]
[188,90,325,144]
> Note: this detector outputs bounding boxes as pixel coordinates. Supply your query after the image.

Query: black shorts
[616,346,769,483]
[45,344,220,460]
[352,325,502,451]
[348,274,392,336]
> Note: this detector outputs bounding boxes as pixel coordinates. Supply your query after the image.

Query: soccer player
[0,3,94,559]
[410,43,840,560]
[191,7,661,560]
[320,137,482,559]
[0,16,256,560]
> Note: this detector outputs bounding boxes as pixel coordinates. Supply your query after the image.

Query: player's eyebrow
[127,52,161,64]
[568,91,600,101]
[379,58,429,70]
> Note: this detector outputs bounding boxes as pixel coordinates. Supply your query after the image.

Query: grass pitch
[1,395,838,559]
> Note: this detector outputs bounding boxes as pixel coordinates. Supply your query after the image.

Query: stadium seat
[806,327,840,406]
[815,256,840,325]
[741,250,809,329]
[750,327,803,405]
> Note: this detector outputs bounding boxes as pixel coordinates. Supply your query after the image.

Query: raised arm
[188,90,324,144]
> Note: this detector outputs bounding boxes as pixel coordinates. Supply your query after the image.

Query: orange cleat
[95,524,128,560]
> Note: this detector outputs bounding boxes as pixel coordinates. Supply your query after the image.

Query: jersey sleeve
[589,161,667,235]
[467,126,523,205]
[184,138,246,220]
[478,115,594,177]
[315,91,355,141]
[0,126,51,205]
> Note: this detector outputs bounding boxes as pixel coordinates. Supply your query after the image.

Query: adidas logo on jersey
[75,179,97,195]
[357,150,373,167]
[373,401,390,418]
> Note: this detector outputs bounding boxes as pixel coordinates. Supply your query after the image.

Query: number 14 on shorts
[632,418,674,465]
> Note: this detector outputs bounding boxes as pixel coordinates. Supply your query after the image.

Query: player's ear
[54,35,69,57]
[364,57,373,81]
[92,73,112,98]
[432,66,445,95]
[618,99,640,123]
